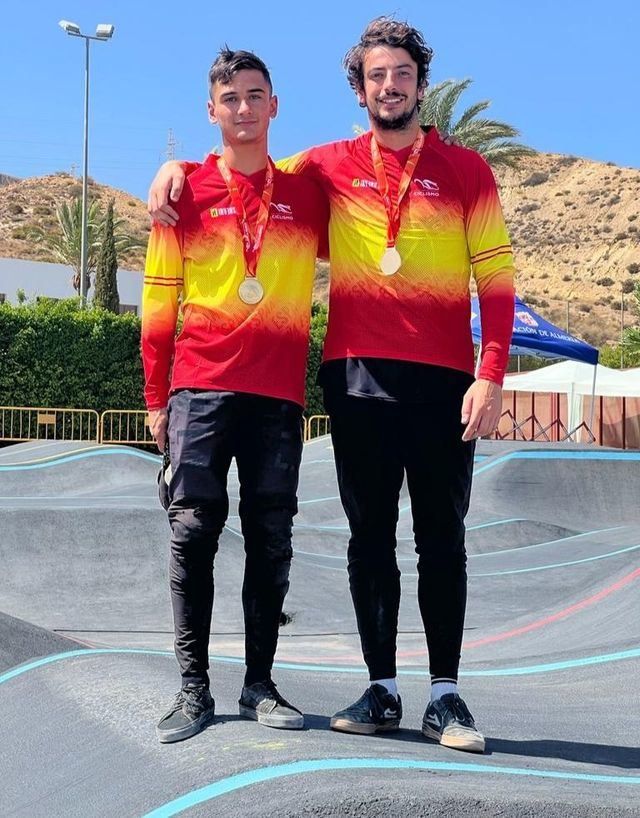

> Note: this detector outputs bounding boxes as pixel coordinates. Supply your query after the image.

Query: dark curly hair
[343,17,434,94]
[208,47,272,99]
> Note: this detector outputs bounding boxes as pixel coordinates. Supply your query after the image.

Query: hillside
[0,172,149,273]
[1,153,639,346]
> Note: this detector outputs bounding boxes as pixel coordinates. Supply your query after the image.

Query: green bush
[305,302,328,417]
[0,297,329,416]
[598,343,640,369]
[0,299,144,411]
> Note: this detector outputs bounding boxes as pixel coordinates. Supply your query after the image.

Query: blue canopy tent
[471,295,599,439]
[470,296,599,365]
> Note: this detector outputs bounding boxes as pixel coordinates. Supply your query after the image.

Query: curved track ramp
[0,439,638,816]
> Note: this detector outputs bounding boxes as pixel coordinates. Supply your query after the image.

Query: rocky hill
[1,153,639,347]
[0,172,149,274]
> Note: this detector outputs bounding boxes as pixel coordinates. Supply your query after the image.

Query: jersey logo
[352,178,378,189]
[270,202,294,221]
[210,206,237,218]
[413,178,440,197]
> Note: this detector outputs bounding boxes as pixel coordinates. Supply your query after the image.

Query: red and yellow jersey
[279,127,515,385]
[141,155,327,409]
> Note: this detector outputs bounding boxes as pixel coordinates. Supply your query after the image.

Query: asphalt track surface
[0,437,638,817]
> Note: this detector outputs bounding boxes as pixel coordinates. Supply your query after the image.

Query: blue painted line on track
[468,517,526,532]
[224,525,243,539]
[2,647,638,686]
[296,539,640,575]
[471,543,640,576]
[0,648,171,684]
[473,448,640,477]
[292,449,640,510]
[2,444,635,475]
[141,757,640,816]
[0,448,160,470]
[286,516,527,538]
[292,524,624,562]
[470,526,625,559]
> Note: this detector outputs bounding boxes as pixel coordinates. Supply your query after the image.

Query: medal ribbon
[217,156,274,278]
[370,131,424,249]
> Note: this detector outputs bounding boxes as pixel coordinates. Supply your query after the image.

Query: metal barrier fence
[305,414,331,441]
[0,406,100,443]
[100,410,156,446]
[0,408,333,447]
[4,402,628,448]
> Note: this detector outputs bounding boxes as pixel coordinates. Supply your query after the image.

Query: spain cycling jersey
[142,155,327,409]
[279,127,515,384]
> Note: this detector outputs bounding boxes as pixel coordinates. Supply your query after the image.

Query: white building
[0,257,143,314]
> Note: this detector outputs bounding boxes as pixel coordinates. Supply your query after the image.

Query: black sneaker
[421,693,485,753]
[156,683,215,743]
[330,684,402,735]
[239,680,304,729]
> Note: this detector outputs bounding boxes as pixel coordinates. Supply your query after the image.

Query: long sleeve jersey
[279,127,515,385]
[141,155,328,409]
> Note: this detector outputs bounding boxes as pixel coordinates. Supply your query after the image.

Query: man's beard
[368,100,419,131]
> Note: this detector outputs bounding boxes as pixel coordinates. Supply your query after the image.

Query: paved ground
[0,437,638,817]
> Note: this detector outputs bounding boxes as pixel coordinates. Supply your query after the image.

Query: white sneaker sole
[156,709,215,743]
[239,704,304,730]
[421,723,485,753]
[330,716,400,735]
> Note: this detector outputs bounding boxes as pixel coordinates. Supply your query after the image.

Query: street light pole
[80,36,90,307]
[59,20,115,307]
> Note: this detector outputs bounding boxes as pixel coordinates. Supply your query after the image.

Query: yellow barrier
[100,410,156,446]
[0,406,99,443]
[0,407,331,447]
[305,414,331,441]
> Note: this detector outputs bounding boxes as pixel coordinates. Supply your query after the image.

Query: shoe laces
[446,695,473,725]
[261,679,287,706]
[182,684,209,708]
[166,689,185,716]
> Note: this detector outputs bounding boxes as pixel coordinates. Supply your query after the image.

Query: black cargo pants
[164,389,303,688]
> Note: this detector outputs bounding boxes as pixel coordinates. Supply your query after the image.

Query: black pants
[326,393,475,682]
[166,390,303,688]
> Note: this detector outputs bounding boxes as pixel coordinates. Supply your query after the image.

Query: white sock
[371,677,398,699]
[430,680,458,701]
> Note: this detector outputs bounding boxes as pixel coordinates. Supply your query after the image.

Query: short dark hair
[343,17,434,93]
[208,47,273,99]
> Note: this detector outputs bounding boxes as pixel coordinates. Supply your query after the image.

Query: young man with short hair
[142,48,327,742]
[149,18,515,753]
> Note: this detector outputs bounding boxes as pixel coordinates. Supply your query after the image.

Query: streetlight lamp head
[95,23,115,39]
[59,20,81,35]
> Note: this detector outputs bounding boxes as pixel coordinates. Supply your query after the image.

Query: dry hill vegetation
[0,172,149,275]
[1,153,639,347]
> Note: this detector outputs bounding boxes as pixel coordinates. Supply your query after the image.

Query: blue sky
[2,1,638,199]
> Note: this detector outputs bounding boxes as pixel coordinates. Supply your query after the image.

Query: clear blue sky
[2,1,638,200]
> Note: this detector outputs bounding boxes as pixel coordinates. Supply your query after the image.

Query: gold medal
[238,277,264,305]
[380,246,402,276]
[370,132,423,279]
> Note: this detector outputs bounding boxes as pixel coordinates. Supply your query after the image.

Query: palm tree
[418,79,535,169]
[27,196,144,293]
